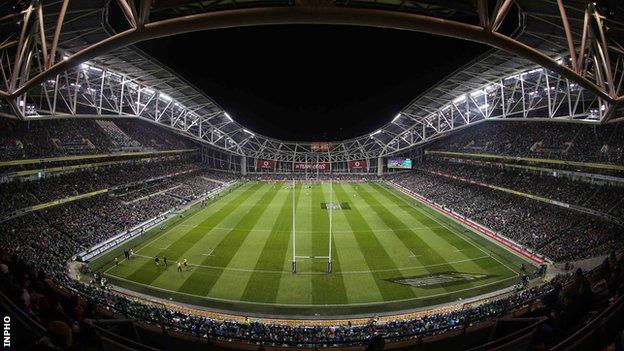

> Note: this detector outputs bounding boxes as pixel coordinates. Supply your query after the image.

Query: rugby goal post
[291,178,334,274]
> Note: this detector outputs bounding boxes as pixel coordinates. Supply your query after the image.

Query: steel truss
[0,0,623,163]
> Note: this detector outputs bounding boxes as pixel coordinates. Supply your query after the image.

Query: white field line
[104,272,518,308]
[103,184,250,274]
[408,250,420,258]
[121,253,492,275]
[201,249,214,257]
[386,184,520,277]
[176,224,445,233]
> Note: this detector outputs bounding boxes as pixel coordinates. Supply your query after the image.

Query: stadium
[1,0,624,350]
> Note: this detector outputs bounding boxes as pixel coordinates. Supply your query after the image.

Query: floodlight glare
[453,95,466,104]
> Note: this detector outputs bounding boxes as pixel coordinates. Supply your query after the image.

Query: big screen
[387,157,412,169]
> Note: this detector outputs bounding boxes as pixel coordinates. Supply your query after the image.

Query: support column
[377,157,384,177]
[241,156,247,176]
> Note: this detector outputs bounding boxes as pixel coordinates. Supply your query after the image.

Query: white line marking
[201,249,214,257]
[176,224,444,233]
[104,273,518,307]
[120,253,492,275]
[103,184,250,274]
[385,184,521,277]
[408,250,420,258]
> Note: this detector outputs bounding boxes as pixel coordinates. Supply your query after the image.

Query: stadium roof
[0,0,623,161]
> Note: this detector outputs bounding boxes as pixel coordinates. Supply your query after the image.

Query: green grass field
[93,181,532,317]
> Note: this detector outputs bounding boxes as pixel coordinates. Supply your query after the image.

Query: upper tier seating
[0,117,196,161]
[429,120,624,164]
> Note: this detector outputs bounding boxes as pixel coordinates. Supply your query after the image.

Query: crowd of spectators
[94,120,142,149]
[429,120,624,164]
[0,117,197,160]
[0,156,201,217]
[424,158,624,220]
[113,170,237,203]
[388,168,623,261]
[167,173,222,200]
[114,119,193,150]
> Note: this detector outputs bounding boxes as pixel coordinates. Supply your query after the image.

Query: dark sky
[137,25,488,141]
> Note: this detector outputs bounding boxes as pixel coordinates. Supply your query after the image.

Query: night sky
[137,25,489,141]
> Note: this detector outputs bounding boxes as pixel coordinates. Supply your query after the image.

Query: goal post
[291,178,334,274]
[327,178,333,273]
[291,178,296,273]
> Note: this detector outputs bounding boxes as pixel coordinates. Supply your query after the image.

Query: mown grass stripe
[205,185,290,301]
[310,183,348,304]
[355,184,458,292]
[370,183,498,273]
[179,184,281,296]
[369,184,510,292]
[379,183,526,280]
[334,183,415,300]
[124,183,263,285]
[240,185,299,302]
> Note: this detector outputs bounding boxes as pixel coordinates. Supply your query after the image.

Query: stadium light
[453,95,466,104]
[370,130,382,137]
[485,83,499,92]
[523,68,542,76]
[391,113,401,123]
[159,93,172,101]
[224,112,233,121]
[243,129,255,137]
[470,90,484,97]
